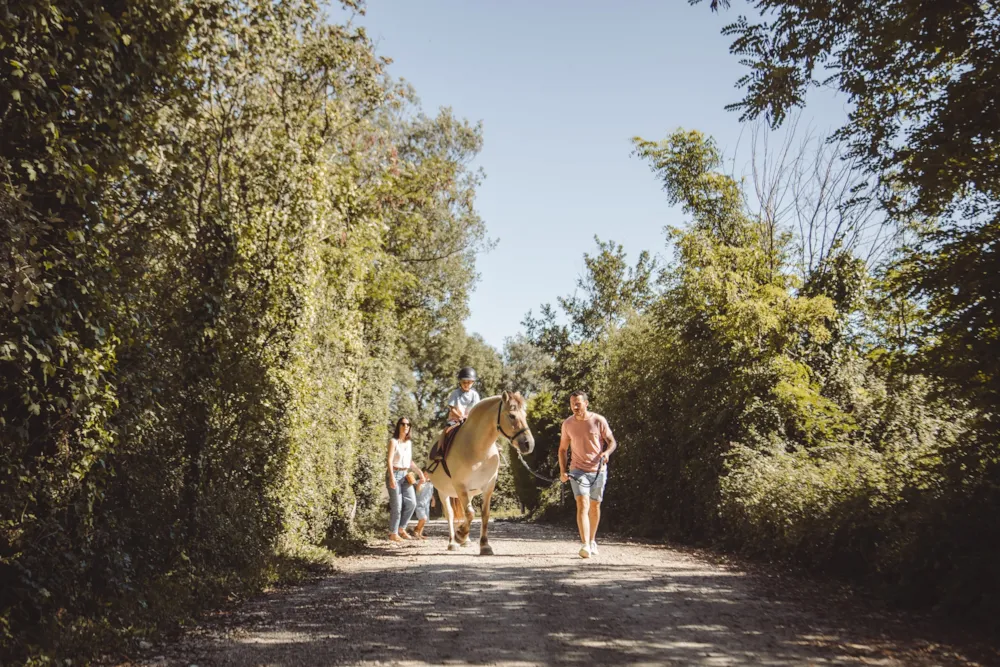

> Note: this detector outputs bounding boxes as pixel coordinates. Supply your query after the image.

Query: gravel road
[133,521,995,666]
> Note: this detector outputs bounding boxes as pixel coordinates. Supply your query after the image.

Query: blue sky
[340,1,849,350]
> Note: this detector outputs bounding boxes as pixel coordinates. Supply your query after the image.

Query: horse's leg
[455,486,473,546]
[450,497,468,545]
[479,476,497,556]
[444,494,458,551]
[450,496,465,524]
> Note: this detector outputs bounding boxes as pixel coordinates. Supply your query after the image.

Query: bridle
[496,399,529,443]
[495,397,563,486]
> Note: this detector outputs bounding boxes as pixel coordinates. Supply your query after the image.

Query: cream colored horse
[427,391,534,555]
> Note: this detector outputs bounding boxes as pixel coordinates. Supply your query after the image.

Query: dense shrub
[520,129,999,622]
[1,1,487,661]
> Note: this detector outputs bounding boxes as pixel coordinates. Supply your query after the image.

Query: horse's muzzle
[517,435,535,455]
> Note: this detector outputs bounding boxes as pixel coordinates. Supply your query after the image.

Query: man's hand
[600,452,609,464]
[389,477,397,490]
[560,471,569,483]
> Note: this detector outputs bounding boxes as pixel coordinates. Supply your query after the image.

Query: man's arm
[600,417,617,462]
[558,422,570,482]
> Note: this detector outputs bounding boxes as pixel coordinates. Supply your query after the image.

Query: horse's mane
[469,391,526,416]
[504,391,526,411]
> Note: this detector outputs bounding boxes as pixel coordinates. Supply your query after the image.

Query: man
[559,390,617,558]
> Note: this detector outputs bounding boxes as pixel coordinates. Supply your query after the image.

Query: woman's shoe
[388,533,403,543]
[397,529,411,540]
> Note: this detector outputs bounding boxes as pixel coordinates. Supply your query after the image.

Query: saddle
[426,419,465,478]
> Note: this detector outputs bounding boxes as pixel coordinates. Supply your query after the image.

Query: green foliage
[697,0,999,223]
[513,391,565,512]
[696,2,1000,607]
[1,1,489,661]
[695,0,1000,420]
[516,236,659,515]
[528,126,997,621]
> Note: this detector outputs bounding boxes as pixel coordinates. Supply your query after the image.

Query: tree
[558,237,658,341]
[696,0,1000,436]
[501,334,554,399]
[0,0,494,659]
[697,0,998,224]
[523,237,657,402]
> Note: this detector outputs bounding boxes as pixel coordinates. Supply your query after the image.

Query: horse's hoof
[447,542,458,551]
[480,545,494,556]
[459,538,469,547]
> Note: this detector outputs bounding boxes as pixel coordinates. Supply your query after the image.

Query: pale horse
[426,391,534,555]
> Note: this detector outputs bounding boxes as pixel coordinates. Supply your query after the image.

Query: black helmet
[457,367,477,382]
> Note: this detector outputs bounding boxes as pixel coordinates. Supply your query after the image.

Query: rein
[495,400,557,483]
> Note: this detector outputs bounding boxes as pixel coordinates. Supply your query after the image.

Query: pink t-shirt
[561,413,614,473]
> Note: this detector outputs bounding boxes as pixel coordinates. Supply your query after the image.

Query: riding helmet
[457,367,477,382]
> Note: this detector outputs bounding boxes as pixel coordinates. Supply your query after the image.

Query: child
[429,367,481,475]
[445,367,481,425]
[412,475,436,539]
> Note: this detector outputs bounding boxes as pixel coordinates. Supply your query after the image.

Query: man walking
[558,390,617,558]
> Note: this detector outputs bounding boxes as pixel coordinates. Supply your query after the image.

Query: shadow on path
[148,522,994,666]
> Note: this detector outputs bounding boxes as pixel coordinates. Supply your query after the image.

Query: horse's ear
[501,390,510,403]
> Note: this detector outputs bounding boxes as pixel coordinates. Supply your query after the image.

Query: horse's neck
[463,396,500,456]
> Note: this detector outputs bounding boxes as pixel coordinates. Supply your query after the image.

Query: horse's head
[499,390,534,455]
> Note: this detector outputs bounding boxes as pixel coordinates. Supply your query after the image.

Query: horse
[426,391,534,555]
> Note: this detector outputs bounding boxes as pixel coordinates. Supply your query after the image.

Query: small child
[413,475,436,539]
[445,367,481,426]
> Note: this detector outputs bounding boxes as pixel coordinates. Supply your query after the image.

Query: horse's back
[426,446,499,498]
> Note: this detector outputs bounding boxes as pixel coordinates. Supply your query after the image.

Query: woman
[386,417,425,542]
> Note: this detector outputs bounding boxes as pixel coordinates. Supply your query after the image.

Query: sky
[338,0,850,350]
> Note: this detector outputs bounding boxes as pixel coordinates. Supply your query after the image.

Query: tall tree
[695,0,1000,436]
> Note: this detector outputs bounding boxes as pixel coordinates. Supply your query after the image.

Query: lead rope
[514,449,559,484]
[496,399,588,507]
[512,448,567,508]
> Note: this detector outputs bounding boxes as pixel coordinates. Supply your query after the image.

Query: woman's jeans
[387,469,416,533]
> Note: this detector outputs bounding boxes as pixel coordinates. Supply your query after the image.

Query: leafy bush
[1,1,487,661]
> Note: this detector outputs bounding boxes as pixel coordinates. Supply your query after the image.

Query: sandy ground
[132,521,996,666]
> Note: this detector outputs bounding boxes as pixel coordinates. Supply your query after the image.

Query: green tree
[696,0,1000,437]
[501,334,554,399]
[515,238,658,512]
[0,0,493,660]
[598,129,842,536]
[698,0,1000,607]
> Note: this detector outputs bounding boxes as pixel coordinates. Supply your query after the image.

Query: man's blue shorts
[568,467,607,502]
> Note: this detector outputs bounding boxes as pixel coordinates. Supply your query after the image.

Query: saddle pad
[428,419,465,477]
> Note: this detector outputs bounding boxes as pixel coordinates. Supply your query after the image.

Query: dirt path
[137,521,994,666]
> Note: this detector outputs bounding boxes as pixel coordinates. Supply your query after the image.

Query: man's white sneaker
[579,544,591,559]
[590,540,598,556]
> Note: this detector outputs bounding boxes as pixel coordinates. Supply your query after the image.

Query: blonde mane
[505,391,526,412]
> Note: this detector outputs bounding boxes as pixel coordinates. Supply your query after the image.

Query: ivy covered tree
[1,0,494,661]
